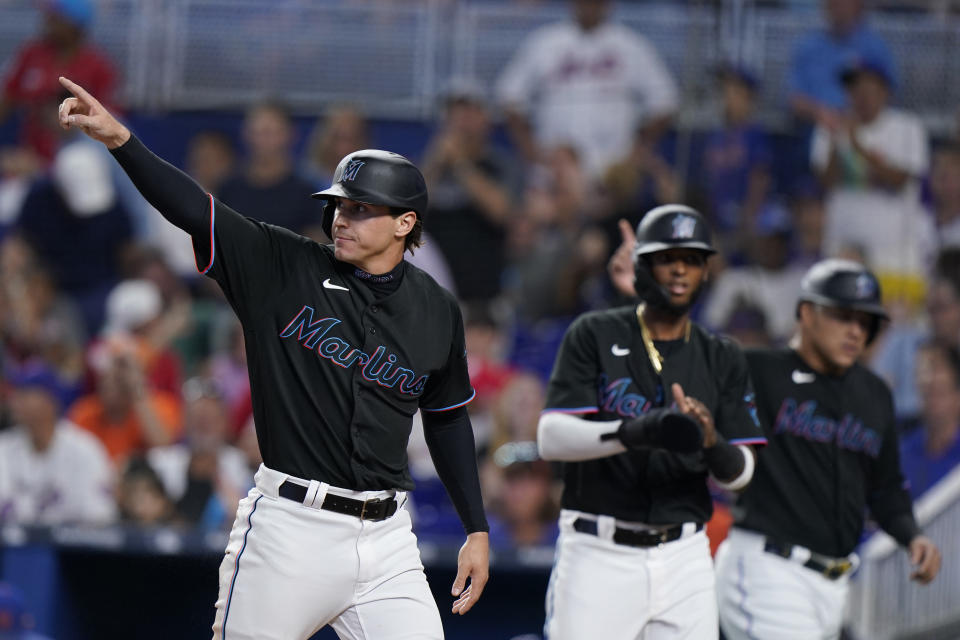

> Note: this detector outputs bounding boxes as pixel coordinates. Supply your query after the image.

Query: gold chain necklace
[635,303,690,375]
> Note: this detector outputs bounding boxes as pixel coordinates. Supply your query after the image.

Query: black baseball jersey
[735,348,920,557]
[543,306,767,524]
[190,196,474,491]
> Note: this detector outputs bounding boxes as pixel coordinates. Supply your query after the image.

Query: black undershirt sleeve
[109,134,211,237]
[421,406,489,534]
[868,423,921,547]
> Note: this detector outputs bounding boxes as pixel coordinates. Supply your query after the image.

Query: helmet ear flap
[321,201,337,240]
[633,252,669,309]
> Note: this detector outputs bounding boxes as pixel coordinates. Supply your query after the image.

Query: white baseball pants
[544,509,718,640]
[715,528,851,640]
[212,464,443,640]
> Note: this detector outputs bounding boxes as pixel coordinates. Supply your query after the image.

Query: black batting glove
[610,408,704,452]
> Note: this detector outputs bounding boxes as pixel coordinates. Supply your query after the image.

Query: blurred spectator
[206,317,251,427]
[503,147,609,378]
[301,105,369,189]
[143,130,237,280]
[812,55,934,311]
[0,149,41,241]
[116,456,174,526]
[872,249,960,423]
[0,237,86,391]
[788,178,826,266]
[403,233,458,296]
[218,100,325,238]
[123,248,208,378]
[488,372,546,453]
[0,582,53,640]
[0,361,115,525]
[718,302,773,349]
[14,141,135,335]
[496,0,678,179]
[67,336,181,464]
[148,378,251,531]
[95,278,183,399]
[703,202,807,343]
[930,250,960,349]
[927,142,960,247]
[899,342,960,498]
[185,130,237,196]
[422,78,518,304]
[507,146,605,320]
[463,302,515,436]
[235,415,262,477]
[0,0,119,164]
[598,125,679,250]
[481,372,547,504]
[698,64,772,254]
[485,442,559,549]
[789,0,895,128]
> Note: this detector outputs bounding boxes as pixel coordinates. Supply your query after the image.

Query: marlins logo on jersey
[671,214,697,239]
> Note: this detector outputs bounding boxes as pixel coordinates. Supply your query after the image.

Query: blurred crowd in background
[1,0,960,567]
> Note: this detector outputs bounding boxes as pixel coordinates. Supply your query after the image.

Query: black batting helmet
[797,259,889,341]
[633,204,717,258]
[632,204,715,314]
[311,149,428,239]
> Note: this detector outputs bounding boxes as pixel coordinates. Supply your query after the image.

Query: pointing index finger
[58,76,97,107]
[671,383,686,409]
[618,218,636,245]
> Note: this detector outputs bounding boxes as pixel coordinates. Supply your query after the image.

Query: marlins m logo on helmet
[671,214,697,239]
[855,273,877,299]
[341,159,365,182]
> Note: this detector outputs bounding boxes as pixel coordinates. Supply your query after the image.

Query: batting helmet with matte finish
[797,259,889,320]
[312,149,428,238]
[796,259,889,343]
[633,204,717,258]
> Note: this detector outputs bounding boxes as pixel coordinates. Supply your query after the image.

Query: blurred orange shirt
[67,392,182,463]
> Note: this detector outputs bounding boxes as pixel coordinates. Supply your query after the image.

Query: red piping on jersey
[195,193,215,275]
[729,437,768,446]
[421,388,476,412]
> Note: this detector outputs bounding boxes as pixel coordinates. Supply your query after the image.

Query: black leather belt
[763,540,854,580]
[278,480,398,521]
[573,517,703,547]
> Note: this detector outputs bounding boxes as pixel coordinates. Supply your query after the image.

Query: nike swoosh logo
[611,345,630,357]
[791,369,815,384]
[322,278,349,292]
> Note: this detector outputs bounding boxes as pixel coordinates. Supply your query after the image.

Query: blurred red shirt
[3,39,118,162]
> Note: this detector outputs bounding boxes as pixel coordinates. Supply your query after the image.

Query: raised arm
[57,76,210,237]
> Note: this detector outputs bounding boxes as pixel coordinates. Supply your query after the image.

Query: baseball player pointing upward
[58,77,488,640]
[539,205,766,639]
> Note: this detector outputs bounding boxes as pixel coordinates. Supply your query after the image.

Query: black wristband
[703,435,745,482]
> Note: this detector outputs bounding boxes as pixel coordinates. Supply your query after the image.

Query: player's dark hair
[390,207,423,253]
